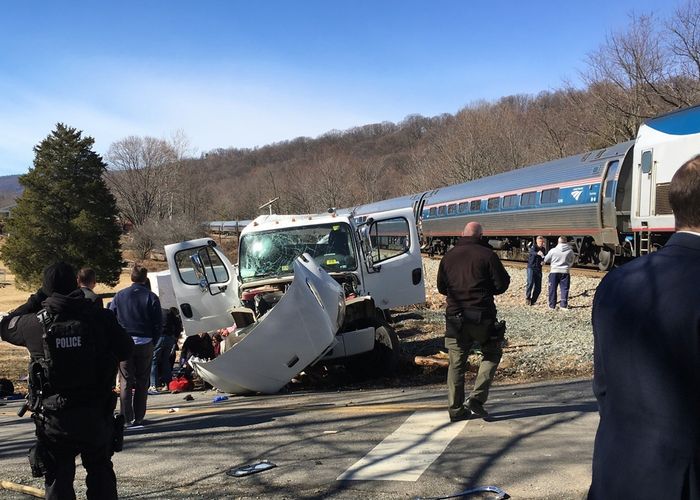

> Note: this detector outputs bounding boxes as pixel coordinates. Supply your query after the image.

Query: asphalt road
[0,379,597,499]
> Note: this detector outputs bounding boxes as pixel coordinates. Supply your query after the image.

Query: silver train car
[346,105,700,270]
[208,220,252,235]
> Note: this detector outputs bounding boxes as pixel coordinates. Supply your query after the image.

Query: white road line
[337,410,468,482]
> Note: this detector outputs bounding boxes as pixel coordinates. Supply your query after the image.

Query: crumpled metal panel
[191,254,343,394]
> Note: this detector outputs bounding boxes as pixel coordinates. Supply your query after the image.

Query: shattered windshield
[239,223,357,283]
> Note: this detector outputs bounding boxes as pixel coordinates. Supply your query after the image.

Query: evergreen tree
[1,124,122,288]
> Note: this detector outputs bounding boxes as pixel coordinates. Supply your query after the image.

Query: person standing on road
[77,267,104,308]
[437,222,510,421]
[109,264,161,426]
[543,236,575,310]
[149,307,182,393]
[0,262,133,500]
[525,236,546,306]
[588,157,700,499]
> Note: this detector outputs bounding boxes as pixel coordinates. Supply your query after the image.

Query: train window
[470,200,481,212]
[458,202,468,213]
[641,150,653,174]
[487,197,500,210]
[447,204,457,215]
[429,207,437,217]
[521,191,537,207]
[604,160,620,198]
[541,188,560,204]
[438,205,447,216]
[502,194,517,208]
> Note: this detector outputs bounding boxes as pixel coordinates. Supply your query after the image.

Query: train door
[638,149,655,218]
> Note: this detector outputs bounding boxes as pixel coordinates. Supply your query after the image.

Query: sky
[0,0,682,176]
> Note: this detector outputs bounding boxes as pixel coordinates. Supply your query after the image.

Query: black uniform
[437,236,510,420]
[1,265,133,500]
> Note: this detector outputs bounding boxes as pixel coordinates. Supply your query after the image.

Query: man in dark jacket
[109,264,161,426]
[437,222,510,421]
[525,236,546,305]
[0,262,133,500]
[588,156,700,499]
[149,307,182,392]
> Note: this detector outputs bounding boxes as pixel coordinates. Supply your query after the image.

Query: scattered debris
[414,355,449,368]
[183,394,194,401]
[227,460,277,477]
[167,408,179,413]
[0,480,44,498]
[212,395,229,403]
[416,485,509,500]
[323,430,339,434]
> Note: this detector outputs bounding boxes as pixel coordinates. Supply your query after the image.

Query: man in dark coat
[109,264,161,426]
[0,262,133,500]
[437,222,510,421]
[588,156,700,499]
[525,235,546,305]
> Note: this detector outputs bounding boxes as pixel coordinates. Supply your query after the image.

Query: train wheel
[598,248,615,271]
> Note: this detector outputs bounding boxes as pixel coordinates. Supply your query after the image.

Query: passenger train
[344,105,700,270]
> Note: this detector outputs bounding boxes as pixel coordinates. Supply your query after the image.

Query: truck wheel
[347,323,401,378]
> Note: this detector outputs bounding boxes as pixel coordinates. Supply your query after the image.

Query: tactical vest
[29,309,100,412]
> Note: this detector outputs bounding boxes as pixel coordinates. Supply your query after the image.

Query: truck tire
[347,322,401,378]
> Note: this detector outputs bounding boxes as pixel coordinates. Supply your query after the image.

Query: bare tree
[105,136,178,226]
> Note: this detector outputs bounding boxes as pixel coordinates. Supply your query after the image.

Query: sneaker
[525,298,531,306]
[466,398,489,418]
[147,386,159,395]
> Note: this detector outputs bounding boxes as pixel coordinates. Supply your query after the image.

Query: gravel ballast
[398,258,602,381]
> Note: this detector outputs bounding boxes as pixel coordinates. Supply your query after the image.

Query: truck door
[358,207,426,309]
[164,238,240,336]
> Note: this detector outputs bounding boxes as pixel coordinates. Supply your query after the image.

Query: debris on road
[0,480,44,498]
[416,485,510,499]
[227,460,277,477]
[212,395,229,403]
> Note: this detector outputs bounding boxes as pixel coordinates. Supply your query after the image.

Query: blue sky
[0,0,680,176]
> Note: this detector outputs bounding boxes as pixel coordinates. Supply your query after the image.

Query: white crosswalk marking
[337,410,468,482]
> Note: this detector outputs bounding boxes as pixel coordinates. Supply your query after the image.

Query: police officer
[437,222,510,421]
[0,262,133,500]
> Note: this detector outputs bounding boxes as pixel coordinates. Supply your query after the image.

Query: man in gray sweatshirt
[544,236,575,309]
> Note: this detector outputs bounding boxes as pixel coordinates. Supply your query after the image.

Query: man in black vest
[0,262,133,499]
[437,222,510,421]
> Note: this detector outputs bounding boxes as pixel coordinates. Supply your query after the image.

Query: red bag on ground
[168,376,193,392]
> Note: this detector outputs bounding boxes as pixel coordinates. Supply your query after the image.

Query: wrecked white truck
[163,207,426,394]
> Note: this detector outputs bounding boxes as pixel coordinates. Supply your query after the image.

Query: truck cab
[164,207,425,393]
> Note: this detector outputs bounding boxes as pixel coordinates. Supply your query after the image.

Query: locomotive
[345,105,700,270]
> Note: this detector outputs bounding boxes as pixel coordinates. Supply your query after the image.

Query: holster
[489,320,507,346]
[112,415,125,453]
[28,443,49,478]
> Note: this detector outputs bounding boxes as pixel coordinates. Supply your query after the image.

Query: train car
[208,220,252,235]
[348,105,700,270]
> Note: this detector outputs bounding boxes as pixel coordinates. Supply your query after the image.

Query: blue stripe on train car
[421,183,601,220]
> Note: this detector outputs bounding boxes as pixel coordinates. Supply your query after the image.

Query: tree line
[2,1,699,287]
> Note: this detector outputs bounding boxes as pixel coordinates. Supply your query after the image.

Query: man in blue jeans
[149,307,182,392]
[109,265,161,426]
[525,236,546,306]
[544,236,575,310]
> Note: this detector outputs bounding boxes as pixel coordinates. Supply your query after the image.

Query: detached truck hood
[163,241,343,394]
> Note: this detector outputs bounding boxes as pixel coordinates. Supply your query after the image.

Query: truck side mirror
[357,223,379,272]
[190,253,209,292]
